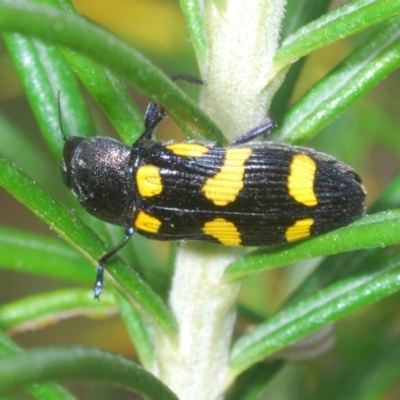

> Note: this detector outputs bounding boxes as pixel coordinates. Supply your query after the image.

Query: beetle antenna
[172,73,203,86]
[57,91,67,142]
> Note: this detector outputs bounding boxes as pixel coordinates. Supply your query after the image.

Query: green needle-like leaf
[225,210,400,282]
[0,0,224,143]
[0,157,176,335]
[270,0,331,121]
[0,288,117,333]
[274,17,400,144]
[3,32,92,163]
[113,290,154,369]
[180,0,207,65]
[55,0,144,143]
[229,247,400,375]
[0,331,77,400]
[273,0,400,77]
[0,227,93,283]
[0,346,179,400]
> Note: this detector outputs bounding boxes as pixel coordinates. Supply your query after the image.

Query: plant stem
[155,243,243,399]
[200,0,287,140]
[154,1,287,398]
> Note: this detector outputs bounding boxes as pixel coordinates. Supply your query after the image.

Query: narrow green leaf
[113,290,154,369]
[274,17,400,144]
[62,51,144,144]
[0,227,93,283]
[285,249,374,309]
[55,0,144,144]
[0,287,153,375]
[0,157,176,335]
[229,247,400,375]
[273,0,400,76]
[3,32,93,163]
[280,0,331,41]
[270,0,331,121]
[5,0,142,145]
[0,288,117,332]
[224,210,400,282]
[180,0,207,65]
[0,346,179,400]
[0,0,224,143]
[0,331,77,400]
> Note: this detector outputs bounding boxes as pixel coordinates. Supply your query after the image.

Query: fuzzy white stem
[155,243,243,400]
[200,0,287,140]
[153,1,287,399]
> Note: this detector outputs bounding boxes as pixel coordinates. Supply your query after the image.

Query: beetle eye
[63,136,84,166]
[62,136,85,189]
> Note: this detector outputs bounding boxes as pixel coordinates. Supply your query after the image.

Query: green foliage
[0,0,400,398]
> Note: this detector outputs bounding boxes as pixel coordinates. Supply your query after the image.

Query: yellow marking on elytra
[166,143,210,157]
[203,218,241,246]
[288,154,318,206]
[134,211,162,234]
[136,165,163,197]
[285,218,314,242]
[202,148,252,206]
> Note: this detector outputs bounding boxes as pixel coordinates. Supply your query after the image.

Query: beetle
[60,82,366,298]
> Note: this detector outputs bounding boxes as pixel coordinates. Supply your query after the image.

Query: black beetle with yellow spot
[61,87,366,298]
